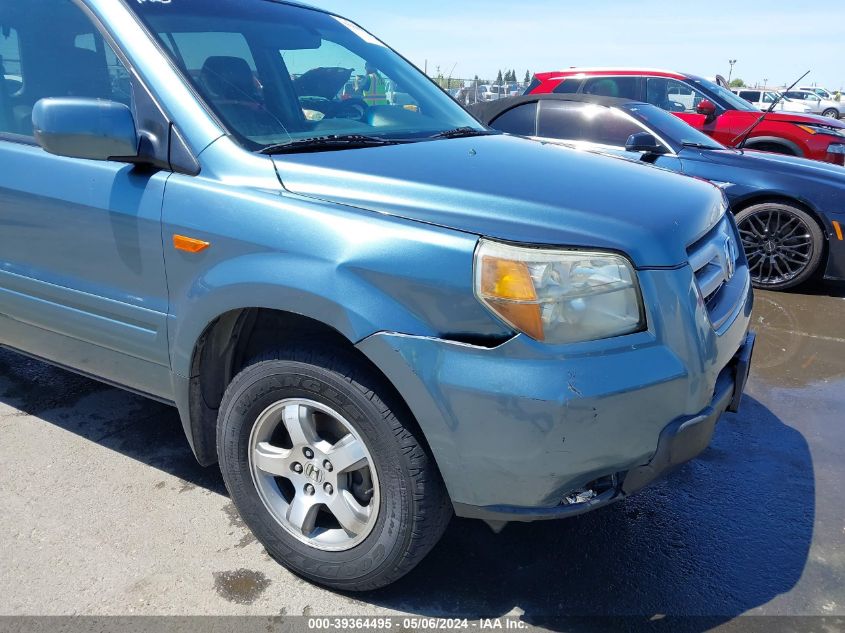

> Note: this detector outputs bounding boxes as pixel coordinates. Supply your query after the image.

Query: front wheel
[216,345,452,591]
[735,202,824,290]
[822,108,840,119]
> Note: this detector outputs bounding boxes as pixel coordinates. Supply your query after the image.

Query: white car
[783,89,843,119]
[732,88,814,114]
[798,86,837,101]
[479,84,520,101]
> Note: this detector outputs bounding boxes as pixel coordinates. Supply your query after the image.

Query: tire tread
[217,343,452,591]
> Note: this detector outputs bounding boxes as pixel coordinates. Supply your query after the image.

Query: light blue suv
[0,0,754,590]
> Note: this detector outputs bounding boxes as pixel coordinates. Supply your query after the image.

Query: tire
[735,202,824,291]
[217,345,452,591]
[822,108,840,119]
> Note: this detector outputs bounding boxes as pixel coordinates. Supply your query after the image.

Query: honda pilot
[0,0,754,590]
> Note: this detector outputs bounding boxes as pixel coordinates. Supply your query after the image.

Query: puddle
[213,568,271,605]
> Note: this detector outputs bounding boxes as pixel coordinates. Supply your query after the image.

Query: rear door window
[552,78,583,94]
[582,76,639,99]
[0,1,132,138]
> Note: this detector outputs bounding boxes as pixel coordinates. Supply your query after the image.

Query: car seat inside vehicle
[201,55,260,101]
[199,54,291,140]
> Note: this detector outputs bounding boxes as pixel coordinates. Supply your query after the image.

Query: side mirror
[625,132,667,154]
[32,98,138,161]
[696,99,718,119]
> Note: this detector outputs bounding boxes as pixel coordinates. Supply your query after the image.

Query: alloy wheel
[737,208,813,286]
[248,398,380,552]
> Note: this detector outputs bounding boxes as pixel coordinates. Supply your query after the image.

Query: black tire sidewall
[735,203,824,290]
[218,359,415,586]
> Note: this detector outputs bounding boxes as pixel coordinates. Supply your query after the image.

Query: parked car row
[1,1,759,592]
[525,69,845,166]
[730,88,817,114]
[471,93,845,290]
[780,90,844,119]
[731,87,843,119]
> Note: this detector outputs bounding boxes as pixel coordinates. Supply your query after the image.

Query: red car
[526,69,845,166]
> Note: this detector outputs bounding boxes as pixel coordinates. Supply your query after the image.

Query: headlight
[795,123,845,138]
[474,239,645,344]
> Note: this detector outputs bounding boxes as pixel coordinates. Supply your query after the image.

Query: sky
[306,1,845,91]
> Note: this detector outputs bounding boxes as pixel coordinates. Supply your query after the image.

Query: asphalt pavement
[1,285,844,629]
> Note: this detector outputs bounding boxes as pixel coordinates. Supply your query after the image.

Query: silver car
[783,90,843,119]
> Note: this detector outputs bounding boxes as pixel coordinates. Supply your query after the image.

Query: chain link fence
[430,77,528,106]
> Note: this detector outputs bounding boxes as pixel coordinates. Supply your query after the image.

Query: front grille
[687,214,745,330]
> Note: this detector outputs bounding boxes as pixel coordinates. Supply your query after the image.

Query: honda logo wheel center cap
[304,463,324,484]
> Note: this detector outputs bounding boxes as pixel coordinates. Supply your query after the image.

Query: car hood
[758,110,845,127]
[693,147,845,183]
[271,135,726,267]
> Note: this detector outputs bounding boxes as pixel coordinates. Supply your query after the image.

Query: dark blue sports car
[471,94,845,290]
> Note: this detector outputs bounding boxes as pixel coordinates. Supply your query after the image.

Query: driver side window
[646,78,705,114]
[0,0,132,139]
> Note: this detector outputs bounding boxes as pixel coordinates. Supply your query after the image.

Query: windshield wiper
[682,141,720,150]
[260,134,403,155]
[733,70,810,149]
[429,127,495,140]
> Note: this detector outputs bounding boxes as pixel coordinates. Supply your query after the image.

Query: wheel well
[731,194,829,265]
[187,308,432,467]
[741,138,801,157]
[732,195,827,236]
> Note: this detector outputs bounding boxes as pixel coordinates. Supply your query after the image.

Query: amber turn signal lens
[481,257,537,301]
[489,300,544,341]
[173,235,211,253]
[479,256,545,340]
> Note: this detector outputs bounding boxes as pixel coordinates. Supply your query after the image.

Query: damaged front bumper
[356,267,754,526]
[453,332,755,524]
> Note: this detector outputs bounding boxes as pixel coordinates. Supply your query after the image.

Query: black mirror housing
[625,132,667,154]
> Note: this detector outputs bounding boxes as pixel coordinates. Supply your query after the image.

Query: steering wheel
[327,97,369,121]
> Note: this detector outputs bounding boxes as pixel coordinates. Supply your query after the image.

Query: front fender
[161,175,507,378]
[169,251,444,377]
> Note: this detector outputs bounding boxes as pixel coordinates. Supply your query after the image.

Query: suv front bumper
[357,266,753,522]
[452,331,754,523]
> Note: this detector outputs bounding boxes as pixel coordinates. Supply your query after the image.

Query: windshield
[126,0,484,150]
[623,103,725,150]
[690,76,759,112]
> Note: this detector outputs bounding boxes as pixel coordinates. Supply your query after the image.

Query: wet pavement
[0,284,843,628]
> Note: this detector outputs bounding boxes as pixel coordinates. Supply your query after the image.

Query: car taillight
[828,143,845,165]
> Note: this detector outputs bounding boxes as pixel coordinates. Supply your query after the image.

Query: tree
[524,70,531,84]
[496,69,503,84]
[729,78,745,88]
